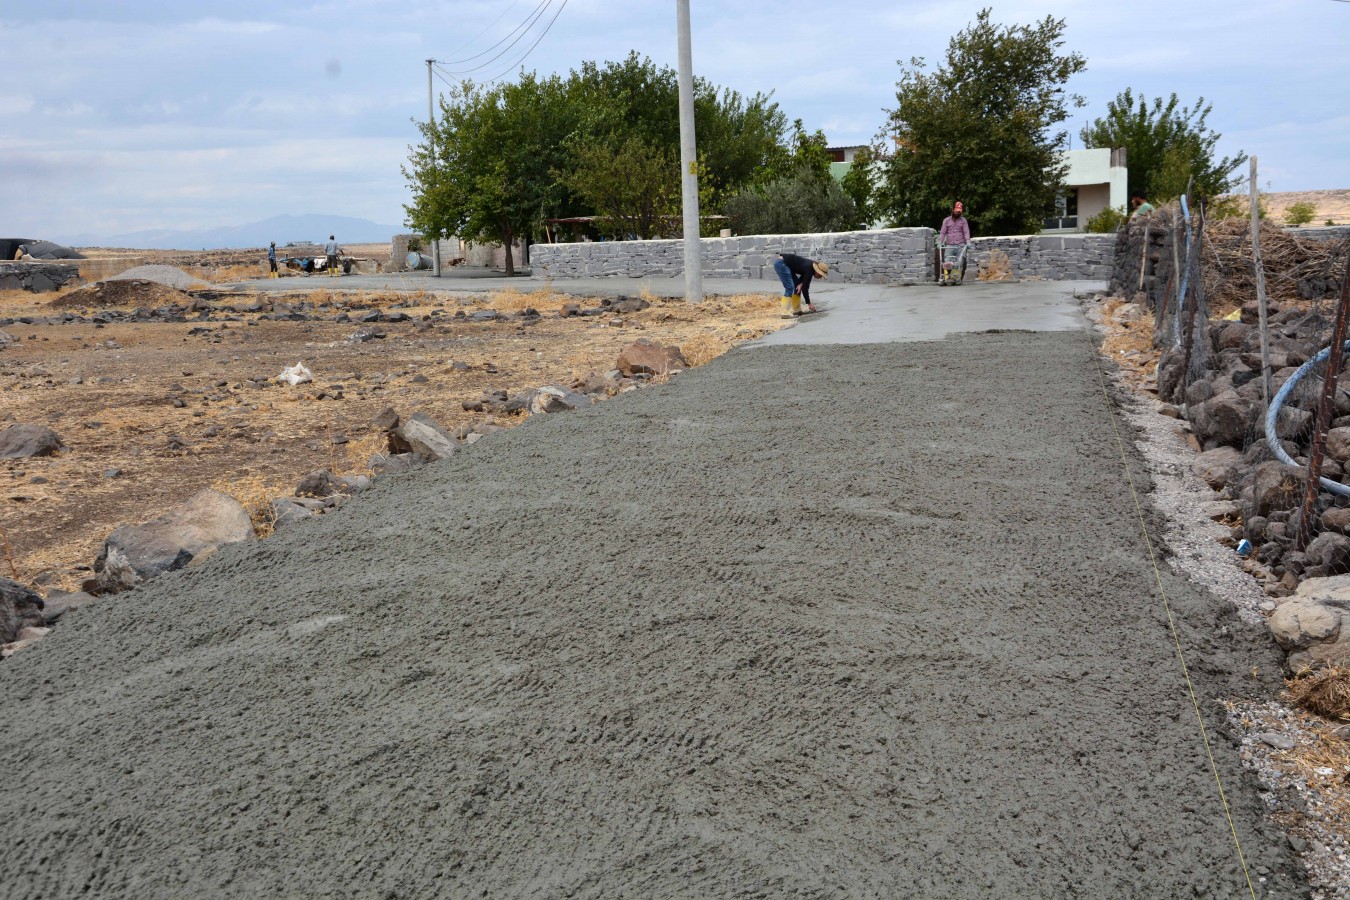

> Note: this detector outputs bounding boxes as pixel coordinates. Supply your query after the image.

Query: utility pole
[674,0,702,303]
[427,58,442,277]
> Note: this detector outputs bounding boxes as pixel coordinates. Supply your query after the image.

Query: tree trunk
[502,227,515,276]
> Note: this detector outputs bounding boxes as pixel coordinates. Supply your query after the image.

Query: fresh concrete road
[231,269,1099,345]
[0,274,1304,898]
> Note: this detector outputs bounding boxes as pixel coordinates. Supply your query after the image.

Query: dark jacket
[779,253,817,302]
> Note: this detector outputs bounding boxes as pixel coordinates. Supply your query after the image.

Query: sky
[3,0,1348,241]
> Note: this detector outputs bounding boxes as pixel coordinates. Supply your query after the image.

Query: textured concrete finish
[0,331,1304,897]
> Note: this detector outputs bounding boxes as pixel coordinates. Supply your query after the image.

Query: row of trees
[404,53,859,272]
[406,11,1248,248]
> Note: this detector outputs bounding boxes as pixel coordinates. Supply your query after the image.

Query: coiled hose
[1264,339,1350,498]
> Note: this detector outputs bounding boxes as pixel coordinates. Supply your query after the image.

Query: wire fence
[1117,204,1350,582]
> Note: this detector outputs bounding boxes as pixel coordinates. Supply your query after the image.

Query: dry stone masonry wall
[0,262,80,293]
[531,228,1115,284]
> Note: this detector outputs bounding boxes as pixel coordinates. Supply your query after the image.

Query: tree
[1285,201,1317,227]
[404,74,573,274]
[406,53,791,259]
[724,169,857,236]
[568,53,786,211]
[840,145,878,227]
[1079,89,1246,202]
[723,119,859,235]
[561,136,680,240]
[873,8,1086,236]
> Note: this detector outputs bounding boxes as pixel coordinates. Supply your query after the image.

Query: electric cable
[472,0,570,84]
[434,0,556,74]
[444,0,525,58]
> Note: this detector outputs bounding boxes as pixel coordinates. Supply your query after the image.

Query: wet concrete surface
[0,278,1306,897]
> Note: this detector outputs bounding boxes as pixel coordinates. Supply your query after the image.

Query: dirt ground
[0,250,786,592]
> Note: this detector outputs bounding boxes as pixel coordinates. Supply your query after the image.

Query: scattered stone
[270,497,316,529]
[1255,732,1296,751]
[0,577,45,644]
[527,385,591,415]
[368,452,424,475]
[617,339,687,377]
[0,423,63,458]
[392,413,460,461]
[296,470,344,499]
[1250,461,1305,518]
[93,490,256,593]
[1268,575,1350,669]
[39,590,97,625]
[1192,446,1243,490]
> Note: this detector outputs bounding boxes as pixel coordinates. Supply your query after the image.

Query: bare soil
[0,251,786,592]
[1259,190,1350,226]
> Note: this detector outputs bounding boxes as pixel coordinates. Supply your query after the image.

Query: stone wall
[0,262,80,293]
[530,228,1115,285]
[967,234,1117,281]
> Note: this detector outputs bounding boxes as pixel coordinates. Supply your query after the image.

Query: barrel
[406,251,432,270]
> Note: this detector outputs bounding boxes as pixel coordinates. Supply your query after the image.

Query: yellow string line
[1085,328,1258,900]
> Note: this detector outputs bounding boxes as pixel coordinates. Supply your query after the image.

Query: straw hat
[812,260,829,279]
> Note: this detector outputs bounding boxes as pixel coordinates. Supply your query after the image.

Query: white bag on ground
[278,362,313,386]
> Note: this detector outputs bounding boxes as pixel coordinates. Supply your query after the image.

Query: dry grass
[486,285,568,313]
[1287,666,1350,721]
[681,332,731,367]
[210,473,290,538]
[977,248,1013,281]
[334,432,386,478]
[1097,296,1161,390]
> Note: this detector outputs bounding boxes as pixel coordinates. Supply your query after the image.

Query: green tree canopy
[560,136,680,240]
[405,53,789,258]
[873,8,1086,236]
[403,73,574,274]
[724,170,857,237]
[1079,89,1246,203]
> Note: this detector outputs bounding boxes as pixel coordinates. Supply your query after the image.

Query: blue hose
[1264,340,1350,498]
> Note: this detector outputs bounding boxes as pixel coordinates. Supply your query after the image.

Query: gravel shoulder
[0,330,1306,897]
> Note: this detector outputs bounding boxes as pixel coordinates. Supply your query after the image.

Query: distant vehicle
[277,243,352,275]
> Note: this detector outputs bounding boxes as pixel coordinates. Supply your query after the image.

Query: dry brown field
[0,251,786,592]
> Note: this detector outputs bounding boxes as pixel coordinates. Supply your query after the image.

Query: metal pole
[1251,156,1272,405]
[1296,257,1350,550]
[427,59,442,277]
[675,0,702,303]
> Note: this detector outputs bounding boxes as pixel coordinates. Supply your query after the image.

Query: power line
[474,0,570,84]
[435,0,555,72]
[444,0,525,58]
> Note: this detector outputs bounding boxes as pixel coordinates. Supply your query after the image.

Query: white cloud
[3,0,1347,236]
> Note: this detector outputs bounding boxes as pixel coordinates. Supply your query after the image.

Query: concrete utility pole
[427,58,442,277]
[675,0,702,303]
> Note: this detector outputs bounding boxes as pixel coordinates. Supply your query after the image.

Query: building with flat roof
[1045,148,1128,232]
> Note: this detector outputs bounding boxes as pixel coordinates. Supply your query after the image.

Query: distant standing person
[938,201,971,285]
[772,253,829,318]
[1130,195,1155,218]
[267,242,278,278]
[324,235,341,277]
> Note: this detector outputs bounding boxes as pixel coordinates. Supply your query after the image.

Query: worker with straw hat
[773,252,829,318]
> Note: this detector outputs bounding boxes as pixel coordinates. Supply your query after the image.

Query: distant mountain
[61,214,405,250]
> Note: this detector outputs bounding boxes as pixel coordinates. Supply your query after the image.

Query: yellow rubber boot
[781,297,793,318]
[791,294,802,315]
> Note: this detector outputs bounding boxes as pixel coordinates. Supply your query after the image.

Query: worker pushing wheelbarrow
[936,200,970,286]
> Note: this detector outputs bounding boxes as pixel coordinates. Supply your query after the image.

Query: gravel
[106,265,206,291]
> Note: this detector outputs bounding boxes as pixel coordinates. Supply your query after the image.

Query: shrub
[1209,195,1268,221]
[1085,205,1128,233]
[1285,201,1317,227]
